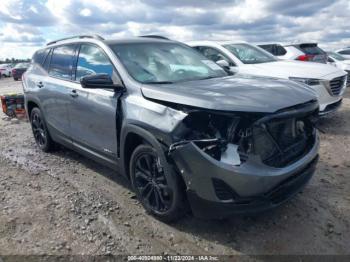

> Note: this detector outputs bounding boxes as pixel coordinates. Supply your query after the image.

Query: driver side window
[76,44,114,81]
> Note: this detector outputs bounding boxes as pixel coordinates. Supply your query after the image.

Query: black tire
[130,144,186,222]
[14,78,18,81]
[30,107,55,152]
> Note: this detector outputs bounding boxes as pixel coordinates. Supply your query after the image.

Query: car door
[41,44,78,142]
[66,43,122,160]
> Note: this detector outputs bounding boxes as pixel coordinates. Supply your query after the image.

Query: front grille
[252,117,315,168]
[328,76,346,96]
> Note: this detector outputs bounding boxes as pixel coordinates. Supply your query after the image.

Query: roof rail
[46,35,105,46]
[139,35,169,40]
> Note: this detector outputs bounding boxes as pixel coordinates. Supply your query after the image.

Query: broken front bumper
[171,135,319,219]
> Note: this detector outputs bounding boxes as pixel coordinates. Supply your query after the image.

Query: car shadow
[50,145,132,191]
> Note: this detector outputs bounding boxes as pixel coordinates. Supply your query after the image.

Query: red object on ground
[0,94,26,118]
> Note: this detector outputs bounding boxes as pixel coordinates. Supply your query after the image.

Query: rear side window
[259,44,274,54]
[275,45,286,56]
[49,45,77,80]
[297,44,325,55]
[76,44,114,81]
[32,49,49,65]
[259,44,286,56]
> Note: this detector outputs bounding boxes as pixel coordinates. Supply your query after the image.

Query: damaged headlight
[169,111,257,166]
[289,77,321,86]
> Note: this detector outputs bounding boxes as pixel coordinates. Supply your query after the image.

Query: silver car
[23,35,320,221]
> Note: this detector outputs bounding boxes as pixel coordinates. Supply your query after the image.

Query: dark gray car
[23,35,320,221]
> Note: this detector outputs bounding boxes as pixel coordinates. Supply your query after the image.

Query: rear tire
[130,144,186,222]
[14,78,18,81]
[30,107,55,152]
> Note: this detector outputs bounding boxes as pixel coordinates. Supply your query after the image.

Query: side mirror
[216,59,230,69]
[80,73,123,90]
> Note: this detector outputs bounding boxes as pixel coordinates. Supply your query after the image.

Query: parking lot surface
[0,77,349,256]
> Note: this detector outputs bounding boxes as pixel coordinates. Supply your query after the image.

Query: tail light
[296,54,314,61]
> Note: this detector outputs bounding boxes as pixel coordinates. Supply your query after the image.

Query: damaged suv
[23,35,320,221]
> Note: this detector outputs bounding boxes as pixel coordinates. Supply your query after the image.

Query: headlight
[289,77,321,86]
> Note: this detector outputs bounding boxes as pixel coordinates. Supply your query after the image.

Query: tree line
[0,58,31,64]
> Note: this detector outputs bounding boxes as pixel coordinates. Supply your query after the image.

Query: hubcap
[134,153,172,213]
[31,113,47,147]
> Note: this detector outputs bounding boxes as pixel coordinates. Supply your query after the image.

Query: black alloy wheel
[130,145,186,222]
[134,150,172,213]
[30,107,55,152]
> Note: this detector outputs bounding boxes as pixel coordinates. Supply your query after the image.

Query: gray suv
[23,35,320,221]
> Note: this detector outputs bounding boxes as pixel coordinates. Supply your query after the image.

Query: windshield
[327,52,346,61]
[224,43,277,64]
[109,42,227,84]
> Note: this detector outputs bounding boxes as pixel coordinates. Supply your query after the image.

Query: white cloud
[0,0,350,59]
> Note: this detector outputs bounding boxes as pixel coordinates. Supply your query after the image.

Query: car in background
[0,64,13,77]
[188,41,347,115]
[258,42,328,63]
[335,48,350,59]
[327,51,350,85]
[12,63,29,81]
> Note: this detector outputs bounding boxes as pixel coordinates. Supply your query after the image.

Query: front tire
[30,107,55,152]
[14,77,18,81]
[130,144,186,222]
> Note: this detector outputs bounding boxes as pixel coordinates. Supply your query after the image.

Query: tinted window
[259,44,274,54]
[76,44,114,81]
[33,49,49,65]
[275,45,286,56]
[297,44,325,55]
[49,45,76,80]
[339,49,350,55]
[259,44,286,56]
[196,46,232,65]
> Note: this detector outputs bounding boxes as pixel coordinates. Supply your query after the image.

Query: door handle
[70,89,78,98]
[37,82,44,88]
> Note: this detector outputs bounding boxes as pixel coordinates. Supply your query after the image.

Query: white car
[327,51,350,85]
[258,42,328,63]
[0,64,13,77]
[335,48,350,59]
[188,41,347,115]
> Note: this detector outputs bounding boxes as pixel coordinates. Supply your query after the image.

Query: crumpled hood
[141,75,317,113]
[242,60,343,79]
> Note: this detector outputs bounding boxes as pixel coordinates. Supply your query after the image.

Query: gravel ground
[0,77,349,257]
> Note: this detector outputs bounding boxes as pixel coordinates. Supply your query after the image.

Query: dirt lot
[0,77,349,257]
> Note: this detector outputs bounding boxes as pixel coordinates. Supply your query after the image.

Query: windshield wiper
[144,81,174,84]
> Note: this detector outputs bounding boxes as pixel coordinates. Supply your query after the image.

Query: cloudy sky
[0,0,350,59]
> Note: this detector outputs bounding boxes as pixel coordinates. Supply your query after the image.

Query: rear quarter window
[49,45,77,80]
[32,49,50,65]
